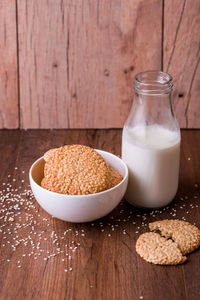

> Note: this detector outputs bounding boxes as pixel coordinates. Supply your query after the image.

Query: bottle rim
[134,70,173,95]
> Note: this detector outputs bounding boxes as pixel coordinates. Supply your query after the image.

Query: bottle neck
[125,71,179,132]
[134,70,173,96]
[133,92,174,126]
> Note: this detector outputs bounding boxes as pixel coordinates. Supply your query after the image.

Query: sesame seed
[1,170,199,273]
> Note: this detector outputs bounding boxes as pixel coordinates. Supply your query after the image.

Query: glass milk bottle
[122,71,180,208]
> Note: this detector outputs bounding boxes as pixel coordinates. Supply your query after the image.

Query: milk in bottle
[122,71,180,208]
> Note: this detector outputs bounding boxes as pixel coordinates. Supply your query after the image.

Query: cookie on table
[149,220,200,255]
[136,232,187,265]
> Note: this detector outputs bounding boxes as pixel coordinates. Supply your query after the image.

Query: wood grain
[0,130,21,295]
[0,0,199,129]
[0,129,200,300]
[178,131,200,300]
[17,0,162,129]
[0,1,18,129]
[164,0,200,128]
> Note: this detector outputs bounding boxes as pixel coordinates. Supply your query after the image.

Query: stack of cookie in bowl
[29,144,128,222]
[41,144,123,195]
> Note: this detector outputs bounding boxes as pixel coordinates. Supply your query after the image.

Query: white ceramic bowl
[29,149,128,223]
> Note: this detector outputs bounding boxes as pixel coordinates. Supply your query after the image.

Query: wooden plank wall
[0,0,199,129]
[164,0,200,128]
[0,1,18,129]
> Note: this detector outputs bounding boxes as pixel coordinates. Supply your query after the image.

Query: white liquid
[122,125,180,208]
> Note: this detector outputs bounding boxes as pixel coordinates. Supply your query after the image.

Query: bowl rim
[29,149,128,198]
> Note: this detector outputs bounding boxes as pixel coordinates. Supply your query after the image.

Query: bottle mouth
[134,70,173,95]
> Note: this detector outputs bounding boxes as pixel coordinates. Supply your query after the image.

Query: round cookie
[136,232,187,265]
[44,148,58,162]
[41,177,51,191]
[149,220,200,255]
[107,167,123,190]
[41,145,110,195]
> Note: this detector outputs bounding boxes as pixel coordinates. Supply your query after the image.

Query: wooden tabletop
[0,129,200,300]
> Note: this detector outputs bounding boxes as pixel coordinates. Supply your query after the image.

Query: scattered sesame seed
[0,171,199,273]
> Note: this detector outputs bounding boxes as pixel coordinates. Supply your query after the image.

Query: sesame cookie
[107,167,123,189]
[40,177,51,191]
[149,220,200,255]
[41,145,109,195]
[41,145,122,195]
[44,148,58,162]
[136,232,187,265]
